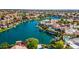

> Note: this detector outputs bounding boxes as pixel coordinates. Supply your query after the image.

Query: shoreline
[0,20,29,33]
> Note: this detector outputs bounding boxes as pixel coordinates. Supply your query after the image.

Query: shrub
[26,38,39,49]
[54,40,64,49]
[0,42,10,49]
[50,40,64,49]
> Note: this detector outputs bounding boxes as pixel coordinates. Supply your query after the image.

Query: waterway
[0,16,60,44]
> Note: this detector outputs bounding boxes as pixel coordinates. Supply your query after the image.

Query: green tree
[0,42,10,49]
[49,39,64,49]
[26,38,39,49]
[54,40,64,49]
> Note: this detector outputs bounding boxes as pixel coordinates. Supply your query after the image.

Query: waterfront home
[11,45,27,49]
[0,11,25,31]
[40,19,68,30]
[40,20,58,26]
[0,20,8,28]
[11,41,27,49]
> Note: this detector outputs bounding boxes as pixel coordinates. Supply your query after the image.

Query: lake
[0,16,60,44]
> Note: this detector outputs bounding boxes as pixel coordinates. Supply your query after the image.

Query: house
[11,41,27,49]
[65,28,77,35]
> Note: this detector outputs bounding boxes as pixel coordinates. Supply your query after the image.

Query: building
[11,41,27,49]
